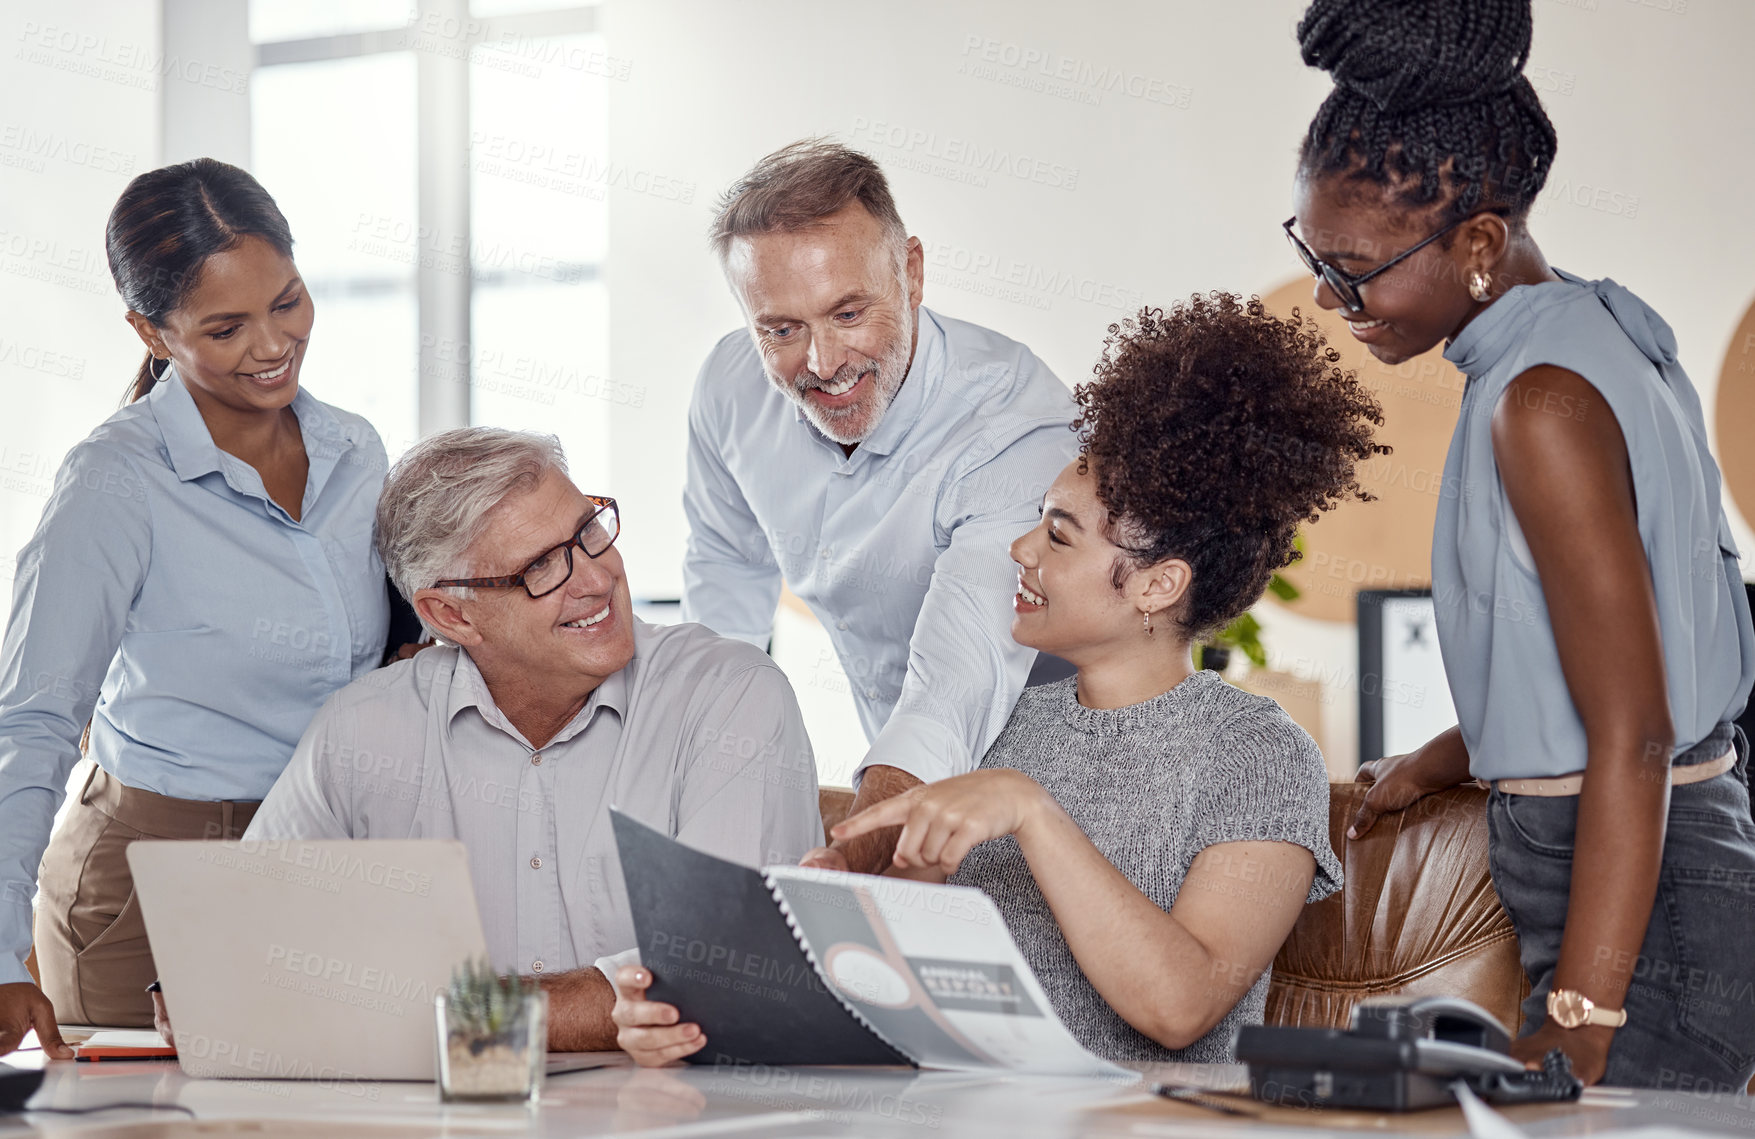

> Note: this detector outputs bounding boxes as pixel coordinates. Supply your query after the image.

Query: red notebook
[73,1030,176,1061]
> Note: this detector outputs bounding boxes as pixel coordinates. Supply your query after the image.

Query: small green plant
[1198,536,1305,671]
[445,957,537,1045]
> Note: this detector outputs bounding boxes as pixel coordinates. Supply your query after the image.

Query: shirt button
[530,856,543,869]
[532,960,544,973]
[531,754,542,766]
[837,621,848,631]
[866,688,879,699]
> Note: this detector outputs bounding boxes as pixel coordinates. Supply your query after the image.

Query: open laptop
[130,839,505,1081]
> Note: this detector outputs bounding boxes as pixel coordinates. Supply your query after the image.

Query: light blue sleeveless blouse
[1434,270,1754,781]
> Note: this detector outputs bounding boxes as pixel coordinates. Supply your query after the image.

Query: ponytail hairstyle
[104,158,295,404]
[1296,0,1558,227]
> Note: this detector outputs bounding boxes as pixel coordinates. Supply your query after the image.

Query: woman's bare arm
[1490,364,1673,1084]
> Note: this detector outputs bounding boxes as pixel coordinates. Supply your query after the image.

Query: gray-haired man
[683,140,1078,870]
[247,428,822,1049]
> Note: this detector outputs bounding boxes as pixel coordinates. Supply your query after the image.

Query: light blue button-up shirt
[0,369,390,984]
[1435,272,1754,780]
[683,307,1078,786]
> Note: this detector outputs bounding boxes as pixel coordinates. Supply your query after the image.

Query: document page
[765,867,1134,1080]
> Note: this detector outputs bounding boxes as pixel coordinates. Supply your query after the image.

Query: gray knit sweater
[947,670,1342,1063]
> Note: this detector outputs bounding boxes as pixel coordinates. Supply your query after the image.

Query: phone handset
[1351,994,1514,1060]
[1236,995,1583,1109]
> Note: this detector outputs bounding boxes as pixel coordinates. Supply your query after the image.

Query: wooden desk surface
[6,1051,1754,1137]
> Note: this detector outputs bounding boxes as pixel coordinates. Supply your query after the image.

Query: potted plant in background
[1196,545,1303,673]
[435,957,547,1104]
[1196,539,1337,774]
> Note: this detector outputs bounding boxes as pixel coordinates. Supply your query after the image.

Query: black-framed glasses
[434,495,620,599]
[1282,210,1504,314]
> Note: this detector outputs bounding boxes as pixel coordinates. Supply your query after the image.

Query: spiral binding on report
[764,872,912,1065]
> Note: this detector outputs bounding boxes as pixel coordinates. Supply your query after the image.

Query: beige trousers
[35,764,258,1027]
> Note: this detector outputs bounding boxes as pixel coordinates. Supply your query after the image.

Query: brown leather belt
[1489,748,1736,797]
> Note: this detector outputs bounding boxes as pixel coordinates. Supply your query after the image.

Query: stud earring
[1468,268,1492,303]
[1143,609,1154,637]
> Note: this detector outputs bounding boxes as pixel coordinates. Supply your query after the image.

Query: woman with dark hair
[612,293,1384,1065]
[0,159,391,1055]
[1285,0,1755,1088]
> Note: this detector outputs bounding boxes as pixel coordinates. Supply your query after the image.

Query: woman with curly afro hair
[827,293,1385,1062]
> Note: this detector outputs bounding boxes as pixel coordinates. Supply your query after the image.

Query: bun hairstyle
[1073,294,1387,639]
[105,158,295,404]
[1297,0,1558,222]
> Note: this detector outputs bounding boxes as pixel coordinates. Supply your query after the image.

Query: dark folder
[610,810,909,1067]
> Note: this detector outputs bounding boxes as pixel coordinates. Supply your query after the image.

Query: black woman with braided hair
[1286,0,1755,1090]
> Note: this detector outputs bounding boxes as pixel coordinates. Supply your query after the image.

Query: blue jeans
[1486,753,1755,1091]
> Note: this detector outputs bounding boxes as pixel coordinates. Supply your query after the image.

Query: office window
[249,1,414,44]
[252,53,420,452]
[247,2,605,474]
[470,0,590,14]
[468,32,610,489]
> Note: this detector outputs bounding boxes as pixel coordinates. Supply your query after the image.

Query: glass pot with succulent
[434,957,548,1104]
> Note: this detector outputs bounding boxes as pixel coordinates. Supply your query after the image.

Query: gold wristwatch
[1547,988,1627,1029]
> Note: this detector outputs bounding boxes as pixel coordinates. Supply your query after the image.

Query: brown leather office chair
[819,787,856,843]
[1266,782,1529,1033]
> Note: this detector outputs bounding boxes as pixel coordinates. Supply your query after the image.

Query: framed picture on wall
[1357,589,1459,769]
[1360,585,1755,770]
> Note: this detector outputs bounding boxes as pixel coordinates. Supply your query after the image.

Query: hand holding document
[611,810,1133,1080]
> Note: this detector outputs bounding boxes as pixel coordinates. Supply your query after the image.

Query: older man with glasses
[243,427,822,1050]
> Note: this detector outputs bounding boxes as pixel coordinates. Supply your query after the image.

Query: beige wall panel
[1259,278,1467,623]
[1717,296,1755,546]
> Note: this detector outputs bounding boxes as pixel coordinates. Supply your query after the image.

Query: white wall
[0,0,163,597]
[602,0,1755,768]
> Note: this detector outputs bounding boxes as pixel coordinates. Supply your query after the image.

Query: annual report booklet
[610,809,1134,1080]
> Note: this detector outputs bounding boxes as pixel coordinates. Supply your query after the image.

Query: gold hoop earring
[1143,609,1154,637]
[1468,269,1492,303]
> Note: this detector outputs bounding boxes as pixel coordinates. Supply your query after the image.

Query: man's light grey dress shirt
[247,618,822,980]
